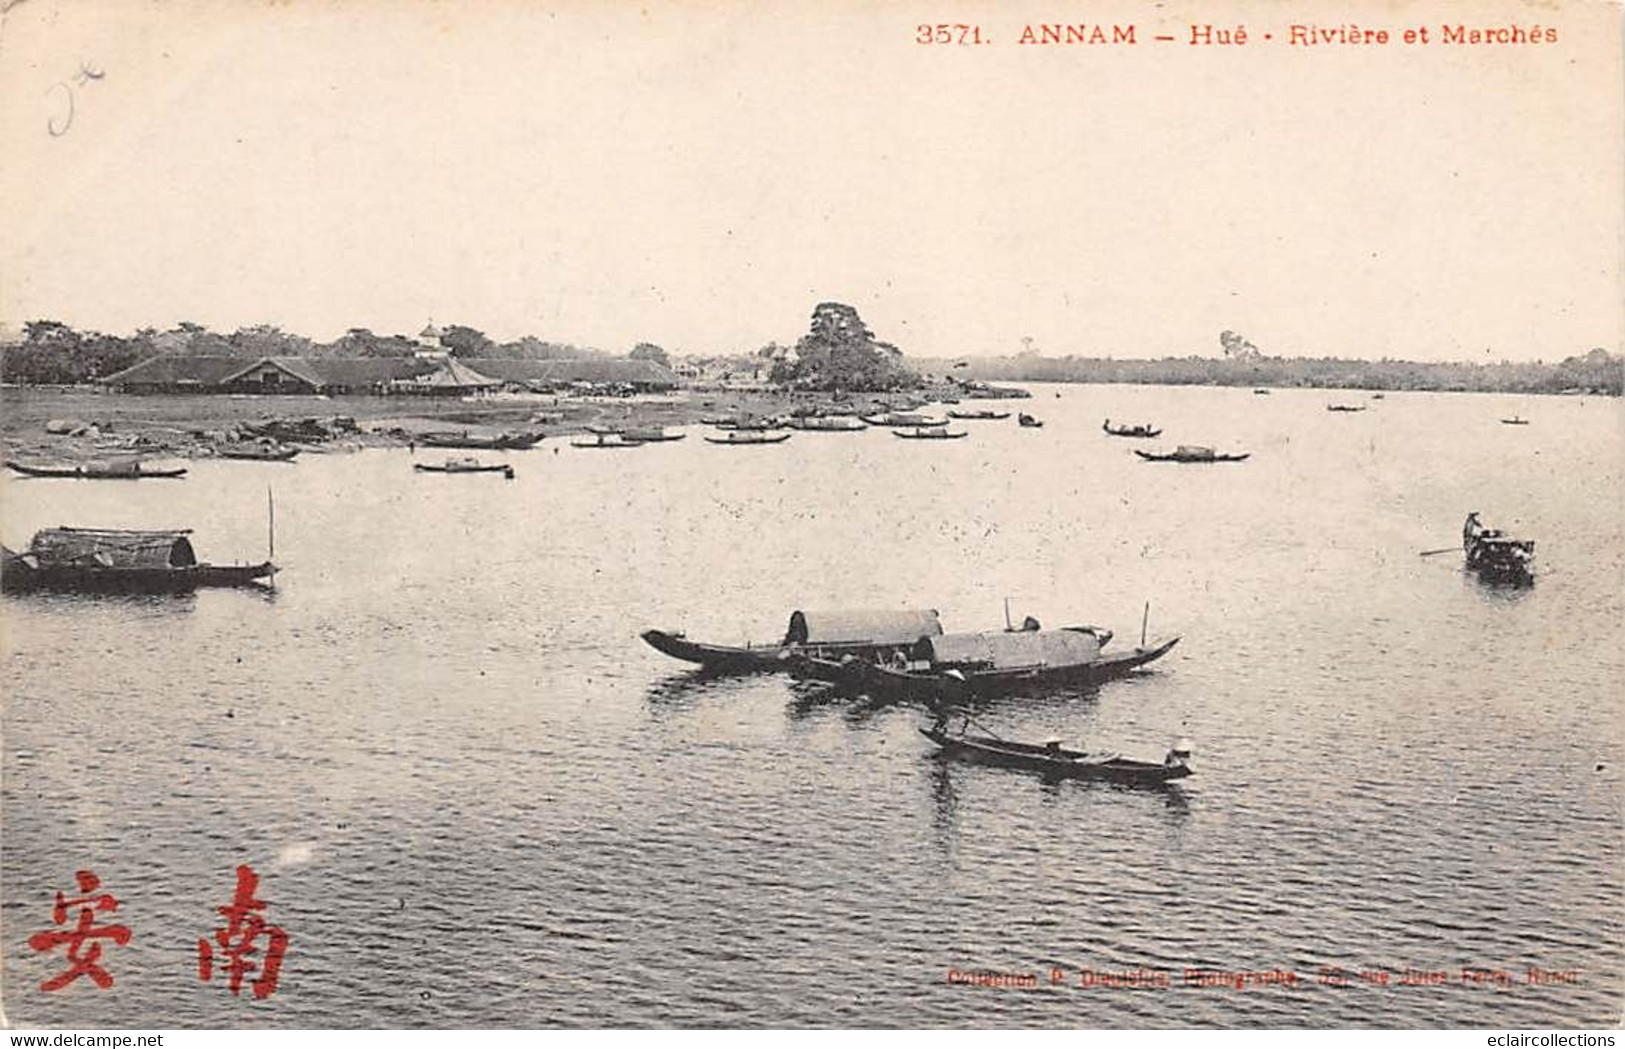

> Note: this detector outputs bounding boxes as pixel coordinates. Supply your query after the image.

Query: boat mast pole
[1004,597,1012,631]
[1141,601,1150,648]
[267,485,277,586]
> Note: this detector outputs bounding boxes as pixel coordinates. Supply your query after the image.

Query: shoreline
[0,386,943,462]
[1,378,1602,463]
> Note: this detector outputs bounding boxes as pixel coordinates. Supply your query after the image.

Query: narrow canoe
[704,432,791,445]
[5,460,188,479]
[893,429,968,440]
[920,726,1193,785]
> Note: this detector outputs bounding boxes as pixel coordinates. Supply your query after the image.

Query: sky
[1,0,1621,361]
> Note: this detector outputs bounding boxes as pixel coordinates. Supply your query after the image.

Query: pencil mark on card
[45,61,103,137]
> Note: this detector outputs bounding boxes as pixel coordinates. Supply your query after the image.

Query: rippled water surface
[3,385,1622,1028]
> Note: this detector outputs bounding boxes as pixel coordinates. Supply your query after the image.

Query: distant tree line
[0,303,924,392]
[12,316,1608,395]
[921,335,1622,396]
[0,320,622,385]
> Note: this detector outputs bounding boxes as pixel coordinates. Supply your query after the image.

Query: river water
[3,384,1621,1028]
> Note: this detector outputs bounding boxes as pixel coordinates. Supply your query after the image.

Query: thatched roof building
[101,355,678,394]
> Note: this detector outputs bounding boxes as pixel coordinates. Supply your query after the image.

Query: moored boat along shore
[0,385,999,462]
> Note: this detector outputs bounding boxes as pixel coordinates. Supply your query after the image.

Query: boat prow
[639,629,788,672]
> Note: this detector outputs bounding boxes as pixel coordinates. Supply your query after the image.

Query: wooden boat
[414,457,514,478]
[861,412,944,428]
[571,433,646,449]
[1102,419,1161,438]
[793,625,1180,701]
[1462,513,1535,583]
[921,719,1193,785]
[1134,446,1249,463]
[1017,414,1043,428]
[642,608,945,673]
[704,430,791,445]
[587,425,685,442]
[785,416,867,431]
[1371,393,1385,400]
[893,427,967,440]
[6,459,187,479]
[703,416,782,431]
[1326,404,1367,413]
[217,443,299,462]
[2,527,274,594]
[946,409,1010,421]
[418,431,542,450]
[1253,388,1271,395]
[1501,416,1530,426]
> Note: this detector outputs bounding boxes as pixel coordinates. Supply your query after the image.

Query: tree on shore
[230,324,311,358]
[0,320,156,383]
[629,342,670,367]
[1220,331,1261,359]
[328,328,419,357]
[771,302,918,392]
[439,324,494,357]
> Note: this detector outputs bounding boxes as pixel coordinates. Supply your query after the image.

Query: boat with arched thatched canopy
[2,527,274,593]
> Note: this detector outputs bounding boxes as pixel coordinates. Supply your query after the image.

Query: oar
[1419,547,1460,557]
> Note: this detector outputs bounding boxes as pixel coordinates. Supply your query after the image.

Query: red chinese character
[198,864,289,1000]
[27,869,133,991]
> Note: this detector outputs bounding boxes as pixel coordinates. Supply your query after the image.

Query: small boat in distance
[642,608,946,673]
[414,457,514,478]
[586,424,685,442]
[418,431,543,450]
[5,458,187,479]
[1501,416,1530,426]
[217,443,299,462]
[785,415,867,431]
[921,717,1194,786]
[1102,419,1162,438]
[704,430,791,445]
[1462,512,1535,584]
[1326,404,1368,413]
[703,416,782,431]
[1253,388,1271,395]
[2,526,274,593]
[861,412,945,428]
[946,409,1010,421]
[893,427,968,440]
[1018,414,1043,428]
[1371,393,1386,400]
[1134,446,1249,463]
[571,433,646,449]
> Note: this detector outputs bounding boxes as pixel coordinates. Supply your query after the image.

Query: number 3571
[916,24,987,45]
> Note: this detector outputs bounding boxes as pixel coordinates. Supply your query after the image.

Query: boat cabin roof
[784,608,943,646]
[29,527,197,568]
